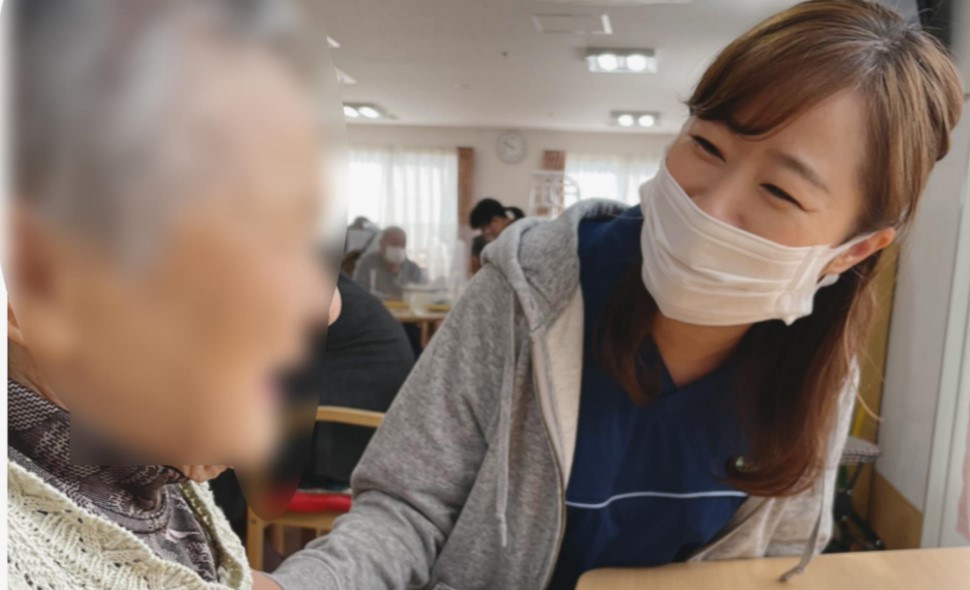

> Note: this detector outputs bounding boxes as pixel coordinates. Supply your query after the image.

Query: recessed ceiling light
[344,103,393,122]
[358,106,381,119]
[596,53,619,72]
[587,48,657,73]
[612,110,660,128]
[626,53,649,72]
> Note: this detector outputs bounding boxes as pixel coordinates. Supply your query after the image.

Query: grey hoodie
[270,200,856,590]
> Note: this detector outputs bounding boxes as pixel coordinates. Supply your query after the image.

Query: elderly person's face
[380,229,407,251]
[8,46,333,467]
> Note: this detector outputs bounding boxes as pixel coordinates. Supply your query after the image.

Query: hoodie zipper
[530,342,567,590]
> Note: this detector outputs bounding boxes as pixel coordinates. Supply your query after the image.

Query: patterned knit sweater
[8,460,252,589]
[7,378,251,589]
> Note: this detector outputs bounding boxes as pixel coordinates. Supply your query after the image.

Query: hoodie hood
[479,199,627,550]
[480,199,628,333]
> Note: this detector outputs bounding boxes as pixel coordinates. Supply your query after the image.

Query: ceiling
[322,0,810,134]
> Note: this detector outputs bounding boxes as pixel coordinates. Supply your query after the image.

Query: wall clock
[496,130,528,164]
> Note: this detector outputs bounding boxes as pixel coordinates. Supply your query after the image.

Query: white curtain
[346,147,459,284]
[564,153,660,206]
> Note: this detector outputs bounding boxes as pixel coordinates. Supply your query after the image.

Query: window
[346,147,459,283]
[564,153,659,206]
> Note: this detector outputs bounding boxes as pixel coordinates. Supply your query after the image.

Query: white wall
[879,113,970,510]
[346,124,674,211]
[878,2,970,518]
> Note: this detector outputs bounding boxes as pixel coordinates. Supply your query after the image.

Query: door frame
[922,117,970,547]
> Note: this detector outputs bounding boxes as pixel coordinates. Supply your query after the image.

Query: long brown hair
[598,0,963,497]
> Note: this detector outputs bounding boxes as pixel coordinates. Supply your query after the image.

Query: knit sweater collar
[7,379,187,516]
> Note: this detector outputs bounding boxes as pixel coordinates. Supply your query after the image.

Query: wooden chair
[246,406,385,570]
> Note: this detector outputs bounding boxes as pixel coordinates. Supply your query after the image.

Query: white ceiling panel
[325,0,802,133]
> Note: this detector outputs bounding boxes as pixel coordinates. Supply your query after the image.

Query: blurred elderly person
[352,226,425,299]
[6,1,337,588]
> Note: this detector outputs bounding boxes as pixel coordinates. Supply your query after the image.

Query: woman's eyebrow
[767,149,830,194]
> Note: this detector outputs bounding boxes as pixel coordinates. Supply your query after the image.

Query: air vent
[532,13,612,35]
[335,68,357,85]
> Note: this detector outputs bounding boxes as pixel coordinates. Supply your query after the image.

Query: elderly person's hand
[253,571,284,590]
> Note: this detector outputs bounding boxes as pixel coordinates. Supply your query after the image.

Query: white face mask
[639,161,868,326]
[383,246,407,265]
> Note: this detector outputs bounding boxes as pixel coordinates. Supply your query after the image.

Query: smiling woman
[600,0,963,501]
[264,2,963,590]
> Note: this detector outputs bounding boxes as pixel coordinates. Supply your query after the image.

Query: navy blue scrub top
[548,206,747,589]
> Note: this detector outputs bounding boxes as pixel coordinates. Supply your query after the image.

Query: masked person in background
[352,226,425,300]
[265,2,963,590]
[6,1,338,588]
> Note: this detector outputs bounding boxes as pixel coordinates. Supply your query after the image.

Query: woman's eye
[762,184,805,210]
[690,134,724,160]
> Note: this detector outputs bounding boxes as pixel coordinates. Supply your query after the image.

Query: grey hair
[12,0,332,260]
[381,226,407,239]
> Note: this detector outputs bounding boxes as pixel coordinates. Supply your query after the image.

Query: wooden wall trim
[456,147,476,276]
[852,246,900,520]
[457,146,475,236]
[542,149,566,172]
[869,470,924,549]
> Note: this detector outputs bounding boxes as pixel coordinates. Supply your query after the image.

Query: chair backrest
[315,405,384,429]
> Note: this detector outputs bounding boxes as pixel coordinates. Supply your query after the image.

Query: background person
[341,216,381,277]
[352,226,425,299]
[300,273,416,487]
[469,198,525,272]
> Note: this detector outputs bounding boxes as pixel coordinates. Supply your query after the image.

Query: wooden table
[577,548,970,590]
[385,306,448,348]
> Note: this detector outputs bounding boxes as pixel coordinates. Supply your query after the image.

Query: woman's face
[10,51,333,468]
[664,89,894,272]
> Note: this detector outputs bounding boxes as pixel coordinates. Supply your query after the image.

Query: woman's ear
[824,227,897,276]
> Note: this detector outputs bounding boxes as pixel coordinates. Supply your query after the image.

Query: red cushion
[286,491,352,513]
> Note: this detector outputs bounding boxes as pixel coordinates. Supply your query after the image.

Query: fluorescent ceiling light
[344,103,393,122]
[596,53,619,71]
[357,106,381,119]
[587,48,657,73]
[626,53,649,72]
[327,36,340,49]
[612,110,660,129]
